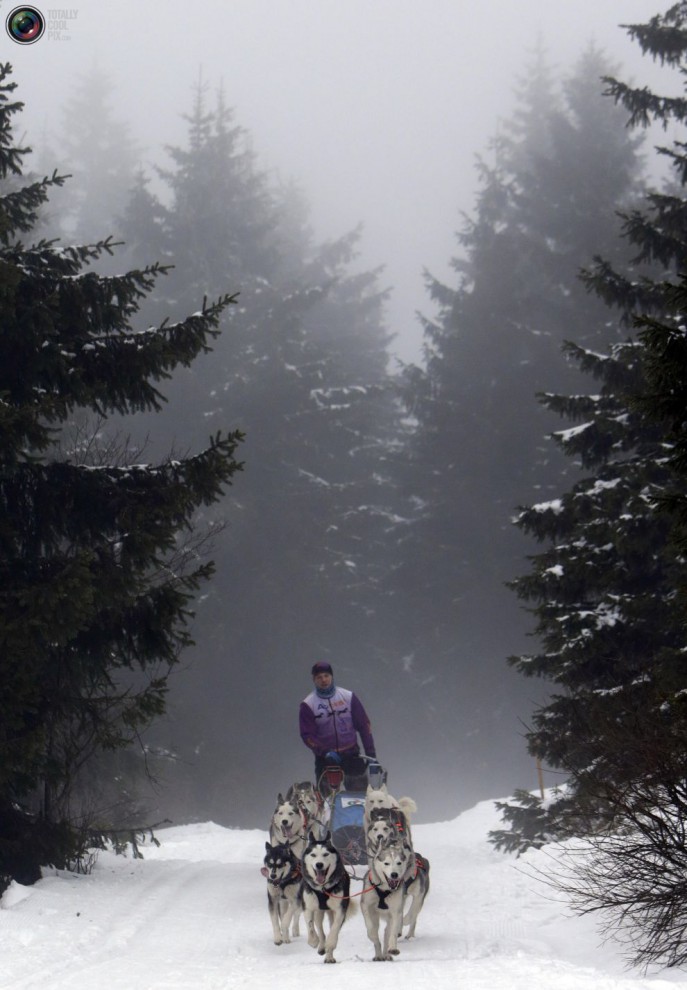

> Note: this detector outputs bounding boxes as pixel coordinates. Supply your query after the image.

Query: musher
[299,661,379,793]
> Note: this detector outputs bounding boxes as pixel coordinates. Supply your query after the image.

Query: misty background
[3,0,672,825]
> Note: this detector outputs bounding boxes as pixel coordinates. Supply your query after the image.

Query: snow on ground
[1,798,686,990]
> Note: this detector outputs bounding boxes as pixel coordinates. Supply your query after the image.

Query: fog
[4,0,672,826]
[11,0,665,365]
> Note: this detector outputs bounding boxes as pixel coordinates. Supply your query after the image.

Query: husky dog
[402,851,430,939]
[270,793,307,859]
[301,830,353,963]
[366,805,413,854]
[365,812,398,857]
[286,780,324,837]
[361,840,413,961]
[261,841,303,945]
[364,782,417,832]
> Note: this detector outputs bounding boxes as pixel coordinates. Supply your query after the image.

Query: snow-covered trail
[1,801,686,990]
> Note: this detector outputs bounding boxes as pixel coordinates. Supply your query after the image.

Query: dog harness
[370,852,427,908]
[403,854,428,893]
[271,865,301,891]
[305,864,349,911]
[369,876,393,910]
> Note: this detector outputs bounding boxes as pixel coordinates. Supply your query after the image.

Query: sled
[331,790,367,866]
[321,761,387,871]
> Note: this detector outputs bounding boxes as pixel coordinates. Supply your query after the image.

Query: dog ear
[265,841,272,852]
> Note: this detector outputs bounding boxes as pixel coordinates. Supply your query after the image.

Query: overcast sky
[4,0,671,362]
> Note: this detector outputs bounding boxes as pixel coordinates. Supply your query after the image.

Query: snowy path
[1,801,686,989]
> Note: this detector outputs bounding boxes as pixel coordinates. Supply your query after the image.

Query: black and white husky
[301,830,353,963]
[261,841,303,945]
[361,840,413,961]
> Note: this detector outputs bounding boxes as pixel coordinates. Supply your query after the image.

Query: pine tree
[509,339,676,802]
[390,46,647,799]
[636,276,687,584]
[505,6,687,812]
[0,63,243,884]
[497,5,687,967]
[35,64,140,247]
[407,45,645,589]
[119,82,407,822]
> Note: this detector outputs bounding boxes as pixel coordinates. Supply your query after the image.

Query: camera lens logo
[6,6,45,44]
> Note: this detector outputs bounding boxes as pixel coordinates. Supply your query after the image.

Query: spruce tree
[496,5,687,966]
[119,82,407,822]
[35,64,140,247]
[508,339,676,804]
[392,46,647,801]
[0,63,243,883]
[504,5,687,814]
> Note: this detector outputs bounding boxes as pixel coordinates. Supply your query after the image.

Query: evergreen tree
[120,82,407,823]
[504,6,687,814]
[0,63,243,884]
[36,64,140,247]
[391,46,647,802]
[497,5,687,967]
[508,339,675,805]
[407,45,644,595]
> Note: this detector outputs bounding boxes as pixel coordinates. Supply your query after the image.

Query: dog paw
[389,948,400,955]
[318,948,326,955]
[324,957,337,964]
[273,939,283,946]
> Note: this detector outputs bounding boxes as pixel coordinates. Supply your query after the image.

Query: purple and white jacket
[299,686,376,758]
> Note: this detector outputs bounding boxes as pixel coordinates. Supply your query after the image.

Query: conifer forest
[4,0,687,969]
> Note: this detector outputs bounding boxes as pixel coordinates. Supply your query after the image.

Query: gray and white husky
[261,841,303,945]
[361,840,413,961]
[365,813,396,856]
[269,792,307,859]
[301,830,353,963]
[286,780,325,837]
[365,805,413,856]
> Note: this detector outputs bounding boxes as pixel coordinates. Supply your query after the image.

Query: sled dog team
[262,779,430,963]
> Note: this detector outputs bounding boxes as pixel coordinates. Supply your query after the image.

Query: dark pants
[315,752,368,796]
